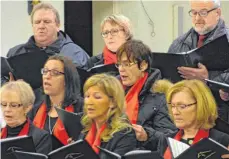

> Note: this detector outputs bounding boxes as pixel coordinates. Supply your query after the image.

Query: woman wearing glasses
[0,81,52,154]
[87,14,133,68]
[153,79,229,159]
[116,39,177,151]
[29,55,83,150]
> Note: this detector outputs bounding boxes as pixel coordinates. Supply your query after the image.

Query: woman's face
[42,60,65,97]
[1,91,29,127]
[170,91,197,130]
[102,22,127,52]
[84,85,113,123]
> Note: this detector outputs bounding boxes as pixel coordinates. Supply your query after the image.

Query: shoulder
[7,44,26,57]
[29,123,50,144]
[209,129,229,146]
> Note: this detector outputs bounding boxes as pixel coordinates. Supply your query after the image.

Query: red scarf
[103,46,117,65]
[125,72,148,124]
[163,129,209,159]
[1,119,30,139]
[85,122,107,154]
[33,102,74,145]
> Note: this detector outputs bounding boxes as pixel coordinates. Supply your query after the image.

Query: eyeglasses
[1,102,23,109]
[168,102,197,112]
[101,28,124,38]
[115,61,137,68]
[189,8,218,17]
[41,68,65,76]
[33,20,55,25]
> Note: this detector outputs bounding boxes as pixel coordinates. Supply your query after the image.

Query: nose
[171,107,180,115]
[195,13,202,20]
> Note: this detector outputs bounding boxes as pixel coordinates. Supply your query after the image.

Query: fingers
[9,72,15,82]
[132,124,148,141]
[67,137,74,144]
[219,89,229,101]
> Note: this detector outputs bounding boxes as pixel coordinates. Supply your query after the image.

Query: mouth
[4,115,13,120]
[87,108,95,113]
[120,75,128,81]
[44,82,52,87]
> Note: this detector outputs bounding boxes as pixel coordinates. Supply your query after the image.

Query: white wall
[0,0,64,57]
[1,1,229,57]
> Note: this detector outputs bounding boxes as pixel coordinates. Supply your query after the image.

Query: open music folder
[167,137,229,159]
[1,50,48,89]
[98,146,163,159]
[151,34,229,82]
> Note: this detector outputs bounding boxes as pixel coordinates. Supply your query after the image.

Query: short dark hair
[116,39,152,73]
[45,55,81,105]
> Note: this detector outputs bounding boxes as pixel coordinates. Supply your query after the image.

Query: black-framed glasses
[168,102,197,111]
[1,102,23,109]
[115,61,137,68]
[189,8,218,17]
[41,68,65,76]
[101,28,124,38]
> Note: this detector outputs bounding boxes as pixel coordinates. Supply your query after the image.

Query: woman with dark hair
[29,55,83,150]
[116,39,177,151]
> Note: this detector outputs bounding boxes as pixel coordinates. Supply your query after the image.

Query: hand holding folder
[13,140,99,159]
[1,51,48,89]
[54,107,83,140]
[97,146,163,159]
[167,137,229,159]
[205,79,229,92]
[151,35,229,82]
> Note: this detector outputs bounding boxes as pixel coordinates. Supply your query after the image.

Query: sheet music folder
[167,137,229,159]
[205,79,229,92]
[1,51,48,89]
[98,146,163,159]
[151,34,229,82]
[13,140,99,159]
[54,107,83,140]
[1,135,36,159]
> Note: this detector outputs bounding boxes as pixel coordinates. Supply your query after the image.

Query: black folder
[167,137,229,159]
[13,150,48,159]
[77,64,119,94]
[1,135,36,159]
[214,117,229,135]
[13,140,99,159]
[151,35,229,82]
[205,79,229,92]
[54,107,83,140]
[1,51,48,89]
[98,146,163,159]
[48,139,99,159]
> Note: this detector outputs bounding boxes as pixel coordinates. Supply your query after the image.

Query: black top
[6,121,27,138]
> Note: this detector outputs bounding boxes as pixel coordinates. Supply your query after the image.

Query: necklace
[48,115,57,135]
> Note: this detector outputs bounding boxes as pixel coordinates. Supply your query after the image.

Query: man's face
[32,9,60,47]
[190,0,221,35]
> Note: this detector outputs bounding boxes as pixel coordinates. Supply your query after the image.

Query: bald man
[168,0,229,122]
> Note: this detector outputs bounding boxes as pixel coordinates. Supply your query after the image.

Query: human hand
[9,72,15,81]
[132,124,148,141]
[221,146,229,158]
[67,137,75,144]
[219,89,229,101]
[178,63,208,80]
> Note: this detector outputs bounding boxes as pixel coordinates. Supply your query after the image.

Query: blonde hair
[101,14,133,40]
[82,73,131,142]
[31,3,60,25]
[153,79,218,129]
[0,81,35,107]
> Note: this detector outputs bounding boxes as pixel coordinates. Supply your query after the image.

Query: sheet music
[168,137,190,158]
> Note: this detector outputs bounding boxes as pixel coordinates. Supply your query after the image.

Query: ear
[140,60,148,72]
[216,8,222,17]
[109,99,116,109]
[25,105,32,115]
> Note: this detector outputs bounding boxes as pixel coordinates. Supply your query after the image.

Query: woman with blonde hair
[87,14,133,68]
[80,73,136,159]
[0,81,52,154]
[153,79,229,159]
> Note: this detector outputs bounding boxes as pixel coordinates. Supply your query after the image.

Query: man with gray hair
[6,3,89,70]
[168,0,229,122]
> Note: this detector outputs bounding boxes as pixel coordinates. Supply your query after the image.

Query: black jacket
[79,128,137,159]
[28,122,52,155]
[87,53,104,69]
[157,129,229,157]
[130,68,177,151]
[168,19,229,122]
